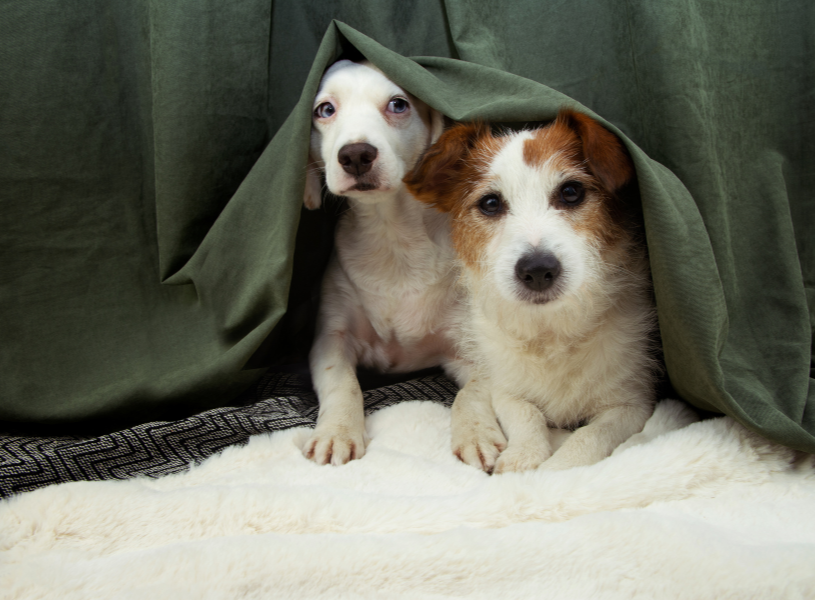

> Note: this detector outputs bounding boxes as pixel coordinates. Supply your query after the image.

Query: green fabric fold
[1,8,812,454]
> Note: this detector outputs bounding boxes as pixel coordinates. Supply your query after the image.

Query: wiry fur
[405,110,657,473]
[302,60,460,465]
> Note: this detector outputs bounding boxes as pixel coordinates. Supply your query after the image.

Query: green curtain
[1,3,813,453]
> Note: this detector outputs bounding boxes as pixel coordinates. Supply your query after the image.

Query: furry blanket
[2,399,814,599]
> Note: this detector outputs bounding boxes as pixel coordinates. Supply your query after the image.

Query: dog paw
[452,424,507,473]
[302,426,367,466]
[493,443,550,474]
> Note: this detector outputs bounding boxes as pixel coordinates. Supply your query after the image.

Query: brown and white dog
[301,60,462,465]
[404,110,656,474]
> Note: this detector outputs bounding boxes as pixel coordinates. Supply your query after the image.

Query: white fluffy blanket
[2,399,815,599]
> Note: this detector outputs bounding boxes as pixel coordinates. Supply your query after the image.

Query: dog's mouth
[341,177,390,196]
[515,288,563,305]
[351,182,378,192]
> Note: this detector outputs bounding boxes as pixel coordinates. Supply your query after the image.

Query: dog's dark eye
[559,181,585,206]
[478,194,504,216]
[314,102,335,119]
[388,97,409,114]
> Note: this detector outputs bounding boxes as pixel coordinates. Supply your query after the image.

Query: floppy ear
[303,152,323,210]
[404,121,491,212]
[557,110,633,193]
[429,108,445,145]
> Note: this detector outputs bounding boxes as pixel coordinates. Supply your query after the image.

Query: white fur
[451,131,656,474]
[3,401,815,599]
[482,136,592,304]
[302,61,458,465]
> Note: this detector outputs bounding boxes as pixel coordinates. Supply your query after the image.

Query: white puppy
[302,60,460,465]
[405,110,656,474]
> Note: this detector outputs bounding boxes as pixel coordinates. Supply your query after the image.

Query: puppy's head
[404,110,635,306]
[303,60,444,209]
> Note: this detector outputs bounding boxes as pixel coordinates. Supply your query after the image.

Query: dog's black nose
[338,143,378,177]
[515,252,561,292]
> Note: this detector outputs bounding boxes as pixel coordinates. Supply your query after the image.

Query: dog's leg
[303,331,368,465]
[540,402,653,470]
[450,377,507,473]
[492,393,552,474]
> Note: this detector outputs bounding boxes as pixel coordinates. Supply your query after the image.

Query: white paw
[302,424,367,466]
[452,421,507,473]
[493,442,551,474]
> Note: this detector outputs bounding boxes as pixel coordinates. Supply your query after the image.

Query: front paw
[493,442,550,474]
[302,424,367,466]
[452,422,507,473]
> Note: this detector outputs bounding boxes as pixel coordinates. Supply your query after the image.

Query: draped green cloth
[1,4,813,452]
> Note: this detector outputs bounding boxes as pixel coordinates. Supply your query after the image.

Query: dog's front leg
[303,331,368,465]
[492,393,552,474]
[539,403,653,470]
[450,377,507,473]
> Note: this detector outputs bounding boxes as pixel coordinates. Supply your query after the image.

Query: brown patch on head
[522,122,582,170]
[523,110,633,195]
[404,122,507,271]
[525,110,637,252]
[555,109,633,194]
[403,121,494,210]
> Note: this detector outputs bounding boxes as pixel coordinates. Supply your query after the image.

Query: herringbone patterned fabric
[0,373,458,499]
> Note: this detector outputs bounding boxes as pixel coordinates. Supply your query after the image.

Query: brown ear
[404,121,491,212]
[557,110,633,193]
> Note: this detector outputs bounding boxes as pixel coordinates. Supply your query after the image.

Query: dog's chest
[354,259,453,343]
[470,315,632,426]
[338,233,456,370]
[330,199,457,370]
[340,214,452,319]
[349,280,455,372]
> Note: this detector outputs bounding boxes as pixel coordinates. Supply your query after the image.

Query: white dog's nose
[515,251,561,291]
[338,143,378,177]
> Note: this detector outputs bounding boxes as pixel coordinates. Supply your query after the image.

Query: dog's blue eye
[314,102,335,119]
[388,98,409,113]
[559,182,585,206]
[478,194,503,216]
